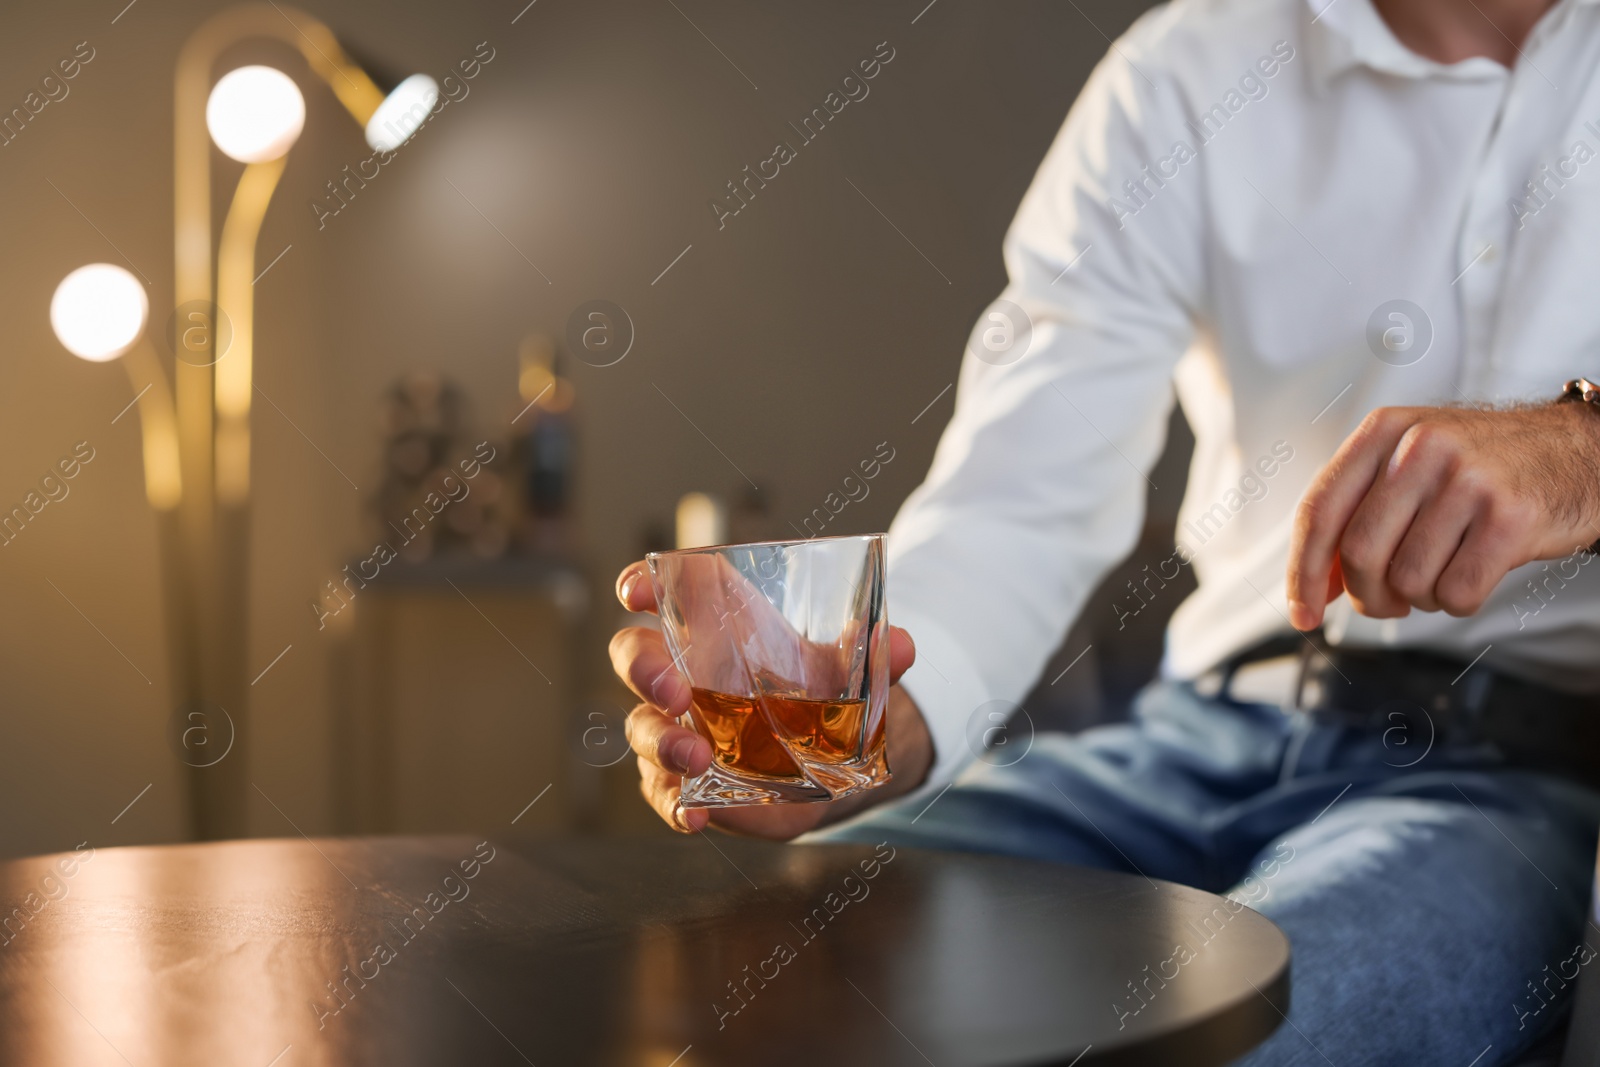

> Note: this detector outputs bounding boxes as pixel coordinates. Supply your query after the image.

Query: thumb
[615,561,658,614]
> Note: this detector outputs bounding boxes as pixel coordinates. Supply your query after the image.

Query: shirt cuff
[888,602,989,805]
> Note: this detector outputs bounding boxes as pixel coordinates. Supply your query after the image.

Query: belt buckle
[1290,633,1334,716]
[1293,635,1497,750]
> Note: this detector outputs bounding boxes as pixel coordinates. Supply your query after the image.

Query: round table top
[0,835,1289,1066]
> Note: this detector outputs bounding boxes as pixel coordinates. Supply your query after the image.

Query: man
[611,0,1600,1059]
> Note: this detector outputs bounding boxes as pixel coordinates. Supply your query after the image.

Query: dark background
[0,0,1180,856]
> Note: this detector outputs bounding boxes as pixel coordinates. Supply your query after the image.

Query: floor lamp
[50,4,436,840]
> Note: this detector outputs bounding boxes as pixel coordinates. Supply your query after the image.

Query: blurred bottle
[513,334,576,557]
[727,484,771,545]
[376,371,517,563]
[639,519,673,557]
[377,372,463,563]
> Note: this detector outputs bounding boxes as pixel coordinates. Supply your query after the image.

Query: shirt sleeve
[888,24,1206,801]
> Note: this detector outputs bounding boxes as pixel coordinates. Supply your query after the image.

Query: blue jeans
[810,680,1600,1065]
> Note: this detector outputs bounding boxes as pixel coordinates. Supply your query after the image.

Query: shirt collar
[1301,0,1549,91]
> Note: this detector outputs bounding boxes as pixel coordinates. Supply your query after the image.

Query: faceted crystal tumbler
[647,533,892,807]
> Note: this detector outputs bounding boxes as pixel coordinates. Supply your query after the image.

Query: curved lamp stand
[49,7,427,840]
[122,340,184,512]
[168,5,415,839]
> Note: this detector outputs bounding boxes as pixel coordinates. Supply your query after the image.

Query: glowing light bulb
[206,65,305,163]
[50,263,148,362]
[365,74,439,152]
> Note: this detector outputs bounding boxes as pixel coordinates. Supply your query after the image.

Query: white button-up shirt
[890,0,1600,793]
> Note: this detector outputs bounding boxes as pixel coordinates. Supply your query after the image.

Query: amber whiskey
[688,686,881,781]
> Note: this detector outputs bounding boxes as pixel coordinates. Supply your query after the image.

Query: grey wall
[0,0,1157,857]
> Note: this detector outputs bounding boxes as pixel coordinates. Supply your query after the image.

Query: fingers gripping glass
[647,534,892,807]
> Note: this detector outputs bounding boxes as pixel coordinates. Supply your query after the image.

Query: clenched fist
[1288,402,1600,628]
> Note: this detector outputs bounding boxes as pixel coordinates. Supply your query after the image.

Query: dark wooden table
[0,836,1289,1066]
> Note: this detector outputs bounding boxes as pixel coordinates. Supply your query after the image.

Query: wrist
[1555,381,1600,546]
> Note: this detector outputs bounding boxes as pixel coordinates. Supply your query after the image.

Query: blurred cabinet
[332,559,587,836]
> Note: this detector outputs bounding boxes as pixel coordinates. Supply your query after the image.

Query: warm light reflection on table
[0,837,1288,1066]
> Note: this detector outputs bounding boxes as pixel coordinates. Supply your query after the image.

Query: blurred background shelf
[332,556,588,836]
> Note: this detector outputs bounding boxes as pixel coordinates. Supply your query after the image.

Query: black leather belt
[1216,631,1600,789]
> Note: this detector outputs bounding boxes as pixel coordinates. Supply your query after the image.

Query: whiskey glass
[647,533,891,807]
